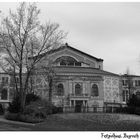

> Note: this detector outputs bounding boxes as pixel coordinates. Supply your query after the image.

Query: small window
[91,84,99,97]
[15,77,19,83]
[2,77,8,84]
[138,80,140,86]
[1,88,8,100]
[60,61,66,66]
[57,83,64,96]
[122,80,125,86]
[68,61,74,66]
[122,90,126,102]
[75,62,81,66]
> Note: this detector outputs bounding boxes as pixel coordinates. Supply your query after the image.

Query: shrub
[0,104,4,115]
[23,99,53,118]
[7,95,20,113]
[135,107,140,115]
[126,106,135,114]
[4,112,19,121]
[52,106,63,114]
[4,112,43,123]
[25,93,40,105]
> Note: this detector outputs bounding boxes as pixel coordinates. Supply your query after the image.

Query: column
[74,100,75,107]
[70,100,71,107]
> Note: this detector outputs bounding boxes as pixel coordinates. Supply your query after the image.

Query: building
[1,43,140,112]
[31,44,123,112]
[121,74,140,106]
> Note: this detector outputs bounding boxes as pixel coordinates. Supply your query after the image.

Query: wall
[103,76,121,104]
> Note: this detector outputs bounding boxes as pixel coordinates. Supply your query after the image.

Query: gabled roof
[33,43,103,62]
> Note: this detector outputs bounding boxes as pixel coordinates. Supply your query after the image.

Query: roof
[32,43,103,62]
[52,66,119,77]
[121,74,140,78]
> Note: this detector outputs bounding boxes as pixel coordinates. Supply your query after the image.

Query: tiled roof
[53,66,119,77]
[31,43,103,62]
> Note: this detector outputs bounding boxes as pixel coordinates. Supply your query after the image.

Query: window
[75,83,82,95]
[136,91,140,99]
[2,77,8,84]
[60,60,66,66]
[122,90,126,102]
[1,88,8,100]
[122,80,125,86]
[75,62,81,66]
[15,77,19,83]
[122,90,129,102]
[135,80,140,86]
[57,83,64,96]
[55,56,81,67]
[91,84,99,97]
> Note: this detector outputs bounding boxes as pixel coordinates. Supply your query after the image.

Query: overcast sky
[0,2,140,75]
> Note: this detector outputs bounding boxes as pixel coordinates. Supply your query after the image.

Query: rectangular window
[2,77,9,84]
[122,80,125,85]
[122,90,126,102]
[126,90,129,102]
[138,80,140,86]
[135,80,138,86]
[15,77,19,83]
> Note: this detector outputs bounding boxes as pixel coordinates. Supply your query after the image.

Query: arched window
[55,56,81,67]
[91,84,99,97]
[1,89,8,100]
[75,83,82,95]
[57,83,64,96]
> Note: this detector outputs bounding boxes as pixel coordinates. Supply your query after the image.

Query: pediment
[39,44,103,69]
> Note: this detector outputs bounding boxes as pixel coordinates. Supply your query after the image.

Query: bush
[5,112,19,121]
[7,95,20,113]
[23,99,53,118]
[52,106,63,114]
[25,93,40,105]
[126,106,135,114]
[135,107,140,115]
[0,104,4,115]
[4,112,43,123]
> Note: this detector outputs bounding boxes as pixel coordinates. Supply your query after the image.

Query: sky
[0,2,140,75]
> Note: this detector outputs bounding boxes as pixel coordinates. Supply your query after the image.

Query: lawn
[1,113,140,131]
[33,113,140,131]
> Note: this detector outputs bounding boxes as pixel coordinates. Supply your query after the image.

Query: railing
[69,93,90,98]
[63,106,124,113]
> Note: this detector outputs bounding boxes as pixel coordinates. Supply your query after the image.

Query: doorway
[75,100,83,112]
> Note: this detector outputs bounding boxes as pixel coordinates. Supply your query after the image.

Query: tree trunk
[49,78,52,104]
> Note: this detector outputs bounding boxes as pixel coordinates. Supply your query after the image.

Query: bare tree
[41,61,56,106]
[0,2,67,112]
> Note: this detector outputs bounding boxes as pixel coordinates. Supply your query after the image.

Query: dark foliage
[7,95,21,113]
[52,106,63,114]
[4,112,43,123]
[25,93,40,105]
[0,104,4,115]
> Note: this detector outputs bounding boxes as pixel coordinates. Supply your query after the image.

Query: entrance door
[75,100,83,113]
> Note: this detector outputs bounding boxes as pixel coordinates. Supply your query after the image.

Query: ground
[1,113,140,131]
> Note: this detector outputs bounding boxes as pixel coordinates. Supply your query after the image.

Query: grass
[1,113,140,131]
[33,113,140,131]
